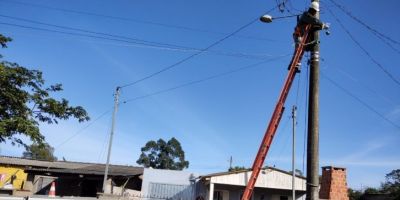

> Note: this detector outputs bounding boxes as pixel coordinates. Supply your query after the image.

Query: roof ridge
[199,166,306,179]
[0,155,142,168]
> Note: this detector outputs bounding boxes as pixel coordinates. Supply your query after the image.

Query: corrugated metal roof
[200,166,306,179]
[1,156,91,169]
[25,166,142,176]
[0,156,143,176]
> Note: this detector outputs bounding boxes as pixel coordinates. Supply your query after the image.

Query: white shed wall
[209,169,306,191]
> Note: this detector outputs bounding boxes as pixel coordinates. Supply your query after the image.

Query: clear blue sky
[1,0,399,189]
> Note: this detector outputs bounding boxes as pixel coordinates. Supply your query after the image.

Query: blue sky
[1,0,399,189]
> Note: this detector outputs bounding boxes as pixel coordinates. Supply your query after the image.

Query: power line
[97,114,114,163]
[295,54,309,106]
[303,0,309,11]
[275,116,292,163]
[326,0,400,54]
[321,72,400,130]
[0,14,190,49]
[327,0,400,46]
[0,0,211,32]
[0,22,192,50]
[286,0,305,14]
[326,7,400,87]
[276,0,286,13]
[321,54,398,107]
[301,62,309,179]
[55,109,112,149]
[332,67,398,106]
[0,17,276,60]
[121,55,288,104]
[47,109,111,170]
[119,6,278,89]
[97,133,109,162]
[0,0,278,42]
[271,116,291,164]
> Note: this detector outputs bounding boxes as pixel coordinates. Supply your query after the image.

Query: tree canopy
[228,166,248,172]
[0,34,90,147]
[0,34,12,49]
[136,137,189,170]
[348,169,400,200]
[348,188,362,200]
[381,169,400,199]
[22,143,57,161]
[288,169,304,177]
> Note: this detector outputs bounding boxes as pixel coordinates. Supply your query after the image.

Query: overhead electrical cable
[327,0,400,46]
[54,55,286,147]
[0,0,278,42]
[0,14,192,49]
[301,63,309,187]
[270,116,291,165]
[275,116,292,163]
[119,6,279,89]
[54,109,112,149]
[0,17,275,60]
[121,54,288,104]
[0,22,194,50]
[321,73,400,130]
[326,8,400,87]
[1,7,280,150]
[332,67,398,106]
[97,115,114,163]
[325,0,400,54]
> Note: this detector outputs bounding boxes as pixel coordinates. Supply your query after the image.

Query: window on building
[239,192,254,200]
[280,196,288,200]
[214,191,223,200]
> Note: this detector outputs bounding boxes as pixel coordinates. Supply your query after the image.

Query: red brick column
[319,166,349,200]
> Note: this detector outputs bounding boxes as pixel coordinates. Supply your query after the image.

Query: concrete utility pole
[292,105,297,200]
[229,156,233,170]
[306,0,320,199]
[102,87,121,193]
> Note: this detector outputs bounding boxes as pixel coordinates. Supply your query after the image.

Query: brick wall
[319,166,349,200]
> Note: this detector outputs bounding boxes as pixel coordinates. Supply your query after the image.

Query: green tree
[0,34,12,49]
[364,187,380,194]
[0,34,90,147]
[381,169,400,199]
[288,169,304,176]
[22,143,57,161]
[136,137,189,170]
[348,188,362,200]
[228,166,248,172]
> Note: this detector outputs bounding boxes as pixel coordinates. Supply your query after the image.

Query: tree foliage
[348,169,400,200]
[0,34,90,147]
[288,169,304,176]
[136,137,189,170]
[22,143,57,161]
[364,187,380,194]
[228,166,248,172]
[348,188,362,200]
[381,169,400,199]
[0,34,12,49]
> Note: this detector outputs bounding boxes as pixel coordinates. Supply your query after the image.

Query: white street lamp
[260,14,273,23]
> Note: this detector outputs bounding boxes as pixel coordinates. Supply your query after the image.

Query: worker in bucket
[289,1,329,72]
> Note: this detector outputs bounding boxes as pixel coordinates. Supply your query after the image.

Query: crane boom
[241,25,312,200]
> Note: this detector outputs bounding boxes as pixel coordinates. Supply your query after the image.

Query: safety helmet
[310,1,320,12]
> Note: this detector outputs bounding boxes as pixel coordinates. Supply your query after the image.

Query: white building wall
[210,169,306,191]
[141,168,199,198]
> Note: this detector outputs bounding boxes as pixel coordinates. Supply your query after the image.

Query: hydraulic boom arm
[241,25,312,200]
